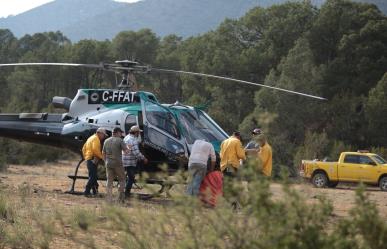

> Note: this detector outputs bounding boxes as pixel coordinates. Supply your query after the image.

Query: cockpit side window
[144,101,180,139]
[125,114,137,133]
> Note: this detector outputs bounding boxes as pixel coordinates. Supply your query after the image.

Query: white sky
[0,0,140,18]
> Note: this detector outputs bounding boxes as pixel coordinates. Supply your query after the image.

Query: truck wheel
[312,172,328,188]
[328,182,338,188]
[379,176,387,191]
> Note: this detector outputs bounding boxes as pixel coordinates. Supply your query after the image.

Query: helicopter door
[141,100,187,160]
[124,114,137,134]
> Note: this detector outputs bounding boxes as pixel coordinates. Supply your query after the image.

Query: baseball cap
[113,127,123,133]
[130,125,143,133]
[96,127,108,136]
[252,128,262,135]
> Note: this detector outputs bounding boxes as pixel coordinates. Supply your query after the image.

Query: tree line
[0,0,386,174]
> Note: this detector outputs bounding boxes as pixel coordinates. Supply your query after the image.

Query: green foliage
[0,0,386,166]
[329,140,353,161]
[72,209,97,231]
[112,29,159,63]
[365,73,387,147]
[2,140,72,165]
[0,193,13,223]
[0,153,6,172]
[4,221,35,249]
[294,131,330,168]
[332,187,387,249]
[82,164,387,248]
[1,164,387,248]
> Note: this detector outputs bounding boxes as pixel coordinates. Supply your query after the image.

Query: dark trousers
[125,167,137,196]
[85,160,98,194]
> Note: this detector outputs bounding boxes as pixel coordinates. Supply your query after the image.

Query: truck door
[140,99,188,169]
[357,155,379,183]
[339,155,362,181]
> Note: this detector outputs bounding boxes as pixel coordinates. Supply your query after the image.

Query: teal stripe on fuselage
[103,103,142,114]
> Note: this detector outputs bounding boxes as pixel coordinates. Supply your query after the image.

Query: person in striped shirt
[122,125,148,197]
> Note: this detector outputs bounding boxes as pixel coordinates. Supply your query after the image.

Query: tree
[308,0,387,97]
[365,73,387,147]
[241,38,325,168]
[112,29,159,63]
[0,29,18,107]
[153,35,184,102]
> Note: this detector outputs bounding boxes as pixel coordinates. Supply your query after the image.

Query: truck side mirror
[369,161,377,166]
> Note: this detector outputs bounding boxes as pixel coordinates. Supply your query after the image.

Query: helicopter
[0,60,326,195]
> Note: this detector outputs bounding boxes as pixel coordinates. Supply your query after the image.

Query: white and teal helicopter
[0,60,325,195]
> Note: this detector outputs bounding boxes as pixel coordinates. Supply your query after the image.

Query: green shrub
[293,131,330,172]
[73,209,96,231]
[97,161,387,249]
[0,153,7,172]
[5,221,34,249]
[0,193,14,223]
[0,160,387,248]
[0,139,73,166]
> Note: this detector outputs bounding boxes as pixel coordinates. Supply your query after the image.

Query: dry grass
[0,161,387,248]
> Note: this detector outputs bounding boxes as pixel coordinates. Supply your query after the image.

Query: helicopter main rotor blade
[152,68,327,101]
[0,62,147,74]
[0,62,104,69]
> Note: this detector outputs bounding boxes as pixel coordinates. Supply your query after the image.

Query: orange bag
[199,171,223,207]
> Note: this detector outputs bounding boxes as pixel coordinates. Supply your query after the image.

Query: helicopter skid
[66,173,175,200]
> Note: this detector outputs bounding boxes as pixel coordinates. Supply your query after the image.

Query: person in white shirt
[186,139,216,196]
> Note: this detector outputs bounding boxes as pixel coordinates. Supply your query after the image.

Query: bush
[0,160,387,248]
[98,161,387,249]
[0,153,6,172]
[0,193,14,223]
[293,131,330,172]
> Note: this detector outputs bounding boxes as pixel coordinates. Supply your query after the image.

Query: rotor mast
[115,60,139,91]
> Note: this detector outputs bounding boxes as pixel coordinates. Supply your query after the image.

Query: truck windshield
[372,155,386,164]
[176,108,227,145]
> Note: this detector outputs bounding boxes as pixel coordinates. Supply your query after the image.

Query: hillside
[0,0,126,39]
[2,0,384,41]
[0,0,263,41]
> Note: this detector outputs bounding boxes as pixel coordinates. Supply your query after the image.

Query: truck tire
[379,176,387,191]
[328,181,339,188]
[312,172,328,188]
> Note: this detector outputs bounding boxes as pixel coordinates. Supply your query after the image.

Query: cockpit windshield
[177,108,228,145]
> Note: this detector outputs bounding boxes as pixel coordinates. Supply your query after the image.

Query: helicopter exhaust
[52,96,72,111]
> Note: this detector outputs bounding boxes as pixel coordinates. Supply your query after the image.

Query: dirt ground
[1,160,387,248]
[1,160,387,217]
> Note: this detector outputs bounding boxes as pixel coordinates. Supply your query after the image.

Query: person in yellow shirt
[220,131,246,176]
[82,128,107,196]
[257,135,272,177]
